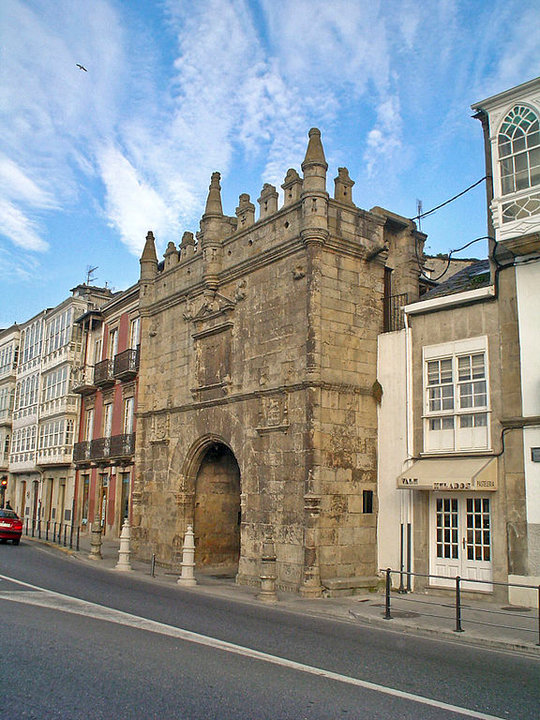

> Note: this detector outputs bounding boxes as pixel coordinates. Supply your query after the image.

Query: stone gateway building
[132,129,424,596]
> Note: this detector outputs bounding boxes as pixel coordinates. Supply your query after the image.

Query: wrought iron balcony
[90,436,111,459]
[71,365,96,395]
[74,434,136,464]
[109,433,136,458]
[73,441,91,463]
[93,359,115,388]
[113,347,139,380]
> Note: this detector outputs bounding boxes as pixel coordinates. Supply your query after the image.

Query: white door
[430,494,492,590]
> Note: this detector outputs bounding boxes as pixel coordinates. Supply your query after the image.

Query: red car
[0,509,22,545]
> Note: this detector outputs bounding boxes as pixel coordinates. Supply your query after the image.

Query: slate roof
[422,259,491,300]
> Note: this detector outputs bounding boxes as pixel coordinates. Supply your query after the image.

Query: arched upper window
[498,105,540,195]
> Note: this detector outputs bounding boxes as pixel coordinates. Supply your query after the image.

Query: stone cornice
[137,379,373,419]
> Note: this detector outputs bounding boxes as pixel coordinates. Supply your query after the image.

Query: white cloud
[0,199,49,252]
[364,94,403,178]
[0,155,58,210]
[97,145,179,255]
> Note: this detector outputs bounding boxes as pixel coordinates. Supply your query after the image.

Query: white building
[472,76,540,600]
[0,324,20,502]
[378,77,540,605]
[9,285,113,529]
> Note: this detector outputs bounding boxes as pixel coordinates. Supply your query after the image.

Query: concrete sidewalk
[23,530,540,657]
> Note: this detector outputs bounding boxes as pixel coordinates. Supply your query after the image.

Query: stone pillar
[88,522,103,561]
[177,525,197,586]
[236,193,255,230]
[115,519,133,572]
[257,537,278,603]
[258,183,279,219]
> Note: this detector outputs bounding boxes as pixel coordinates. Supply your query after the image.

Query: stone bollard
[177,525,197,586]
[257,538,278,603]
[114,519,133,572]
[88,523,103,561]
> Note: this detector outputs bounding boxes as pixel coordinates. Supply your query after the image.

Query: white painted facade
[473,77,540,605]
[377,329,410,577]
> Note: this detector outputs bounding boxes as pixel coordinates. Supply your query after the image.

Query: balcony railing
[113,347,139,380]
[71,365,96,395]
[93,359,115,388]
[383,292,408,333]
[73,441,91,462]
[36,445,74,466]
[74,433,135,464]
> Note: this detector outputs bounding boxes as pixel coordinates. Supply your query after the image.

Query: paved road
[1,542,538,719]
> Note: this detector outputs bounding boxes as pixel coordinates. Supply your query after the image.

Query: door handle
[462,537,466,549]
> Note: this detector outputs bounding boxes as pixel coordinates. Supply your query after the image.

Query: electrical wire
[416,236,491,283]
[411,176,487,221]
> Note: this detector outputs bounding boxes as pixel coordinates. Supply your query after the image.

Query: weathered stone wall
[132,130,421,594]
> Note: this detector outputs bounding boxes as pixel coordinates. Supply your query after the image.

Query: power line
[411,177,486,222]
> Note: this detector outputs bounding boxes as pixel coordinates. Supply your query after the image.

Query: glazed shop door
[430,495,492,590]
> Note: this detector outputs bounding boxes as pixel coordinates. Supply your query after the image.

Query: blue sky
[1,0,539,327]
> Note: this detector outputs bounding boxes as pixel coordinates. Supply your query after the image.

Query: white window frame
[108,328,119,360]
[123,396,134,435]
[423,336,491,453]
[129,317,140,349]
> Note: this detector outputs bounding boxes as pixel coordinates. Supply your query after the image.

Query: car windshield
[0,509,18,519]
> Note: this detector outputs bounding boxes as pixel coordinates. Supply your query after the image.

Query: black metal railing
[90,436,111,459]
[24,518,80,551]
[73,441,91,462]
[93,359,114,386]
[383,292,408,332]
[381,568,540,646]
[109,433,136,457]
[75,433,135,462]
[113,347,139,379]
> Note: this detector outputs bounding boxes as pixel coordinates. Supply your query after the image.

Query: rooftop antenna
[416,199,423,232]
[86,265,98,285]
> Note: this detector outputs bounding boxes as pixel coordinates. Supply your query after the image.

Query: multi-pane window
[129,317,140,349]
[14,373,39,412]
[41,366,69,403]
[84,408,94,441]
[0,343,17,376]
[498,105,540,195]
[21,321,42,364]
[108,328,118,359]
[38,419,74,449]
[424,340,489,452]
[436,497,458,560]
[44,308,73,355]
[123,396,134,435]
[103,403,113,437]
[0,387,14,415]
[466,498,491,562]
[11,425,36,455]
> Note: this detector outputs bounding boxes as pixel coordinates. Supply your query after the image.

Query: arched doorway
[193,442,241,570]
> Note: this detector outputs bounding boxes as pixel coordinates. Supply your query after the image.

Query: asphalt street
[0,541,538,719]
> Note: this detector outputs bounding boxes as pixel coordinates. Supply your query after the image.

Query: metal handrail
[380,567,540,646]
[24,518,80,551]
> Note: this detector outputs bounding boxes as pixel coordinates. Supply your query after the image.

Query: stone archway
[193,442,241,570]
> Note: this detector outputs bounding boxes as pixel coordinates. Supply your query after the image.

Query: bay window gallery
[423,337,490,453]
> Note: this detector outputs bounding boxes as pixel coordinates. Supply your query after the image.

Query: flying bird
[76,64,87,72]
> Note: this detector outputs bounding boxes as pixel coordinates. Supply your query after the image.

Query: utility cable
[411,176,487,222]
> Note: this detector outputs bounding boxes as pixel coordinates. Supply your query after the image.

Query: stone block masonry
[132,129,423,595]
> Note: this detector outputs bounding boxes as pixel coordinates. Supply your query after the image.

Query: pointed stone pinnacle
[204,171,223,216]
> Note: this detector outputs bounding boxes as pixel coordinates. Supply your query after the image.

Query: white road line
[0,573,504,720]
